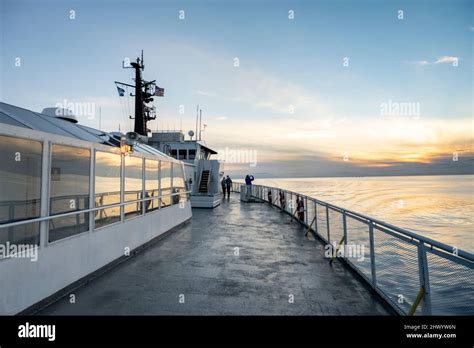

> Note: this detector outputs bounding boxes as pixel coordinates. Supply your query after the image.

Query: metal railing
[0,190,190,230]
[0,189,190,252]
[233,183,474,316]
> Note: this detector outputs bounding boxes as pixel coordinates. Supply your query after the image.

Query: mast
[115,50,163,137]
[131,58,145,135]
[199,109,202,140]
[195,105,199,141]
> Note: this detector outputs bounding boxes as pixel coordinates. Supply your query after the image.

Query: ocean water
[252,175,474,252]
[245,175,474,314]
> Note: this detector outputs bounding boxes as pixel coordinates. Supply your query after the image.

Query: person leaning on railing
[296,195,305,222]
[279,190,285,210]
[244,174,254,199]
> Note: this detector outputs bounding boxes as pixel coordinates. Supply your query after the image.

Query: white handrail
[0,190,191,229]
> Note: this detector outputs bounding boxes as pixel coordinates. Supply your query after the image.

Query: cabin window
[170,149,177,159]
[145,159,159,213]
[178,149,187,160]
[0,135,42,246]
[94,151,121,228]
[188,149,196,160]
[124,156,143,219]
[172,163,187,204]
[49,145,90,242]
[160,161,172,207]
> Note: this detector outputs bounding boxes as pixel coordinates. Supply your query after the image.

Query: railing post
[142,158,145,215]
[326,205,330,244]
[417,243,432,315]
[304,197,308,225]
[290,192,295,213]
[314,202,318,235]
[368,222,376,287]
[120,154,125,221]
[342,210,347,248]
[87,167,94,229]
[39,140,51,247]
[158,160,162,209]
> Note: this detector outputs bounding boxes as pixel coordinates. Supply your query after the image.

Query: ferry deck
[37,194,391,315]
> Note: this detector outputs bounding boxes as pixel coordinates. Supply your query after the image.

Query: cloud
[407,60,430,66]
[406,56,458,66]
[196,90,218,97]
[210,115,228,121]
[433,56,458,64]
[227,71,329,119]
[159,41,330,120]
[205,115,474,168]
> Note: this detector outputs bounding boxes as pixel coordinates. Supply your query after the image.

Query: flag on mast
[116,86,125,97]
[154,86,165,97]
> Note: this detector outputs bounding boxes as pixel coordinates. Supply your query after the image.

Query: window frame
[48,143,91,243]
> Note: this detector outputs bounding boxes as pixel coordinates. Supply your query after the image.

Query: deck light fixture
[120,131,139,154]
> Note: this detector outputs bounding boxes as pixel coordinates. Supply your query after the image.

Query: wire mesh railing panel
[271,188,278,207]
[373,228,421,314]
[316,203,328,243]
[345,216,372,280]
[306,200,316,234]
[427,252,474,315]
[328,208,344,248]
[274,190,285,210]
[286,192,294,215]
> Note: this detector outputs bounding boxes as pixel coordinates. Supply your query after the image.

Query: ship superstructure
[148,130,221,208]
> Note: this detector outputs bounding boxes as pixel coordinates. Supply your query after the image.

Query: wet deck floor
[39,194,390,315]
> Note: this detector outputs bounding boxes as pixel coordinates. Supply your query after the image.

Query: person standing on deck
[279,190,285,210]
[244,174,254,199]
[267,189,273,204]
[225,175,232,199]
[221,176,226,196]
[297,196,305,222]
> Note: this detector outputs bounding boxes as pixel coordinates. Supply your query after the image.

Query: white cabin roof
[0,102,174,160]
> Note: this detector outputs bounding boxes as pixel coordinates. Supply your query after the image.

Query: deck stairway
[198,170,210,193]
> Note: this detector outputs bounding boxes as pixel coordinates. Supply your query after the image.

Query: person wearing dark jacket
[297,196,305,222]
[221,176,226,196]
[279,190,285,210]
[225,175,232,198]
[245,174,254,185]
[244,174,254,199]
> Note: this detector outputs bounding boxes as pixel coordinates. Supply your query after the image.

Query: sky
[0,0,473,177]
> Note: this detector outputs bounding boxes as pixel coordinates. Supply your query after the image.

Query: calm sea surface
[251,175,473,252]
